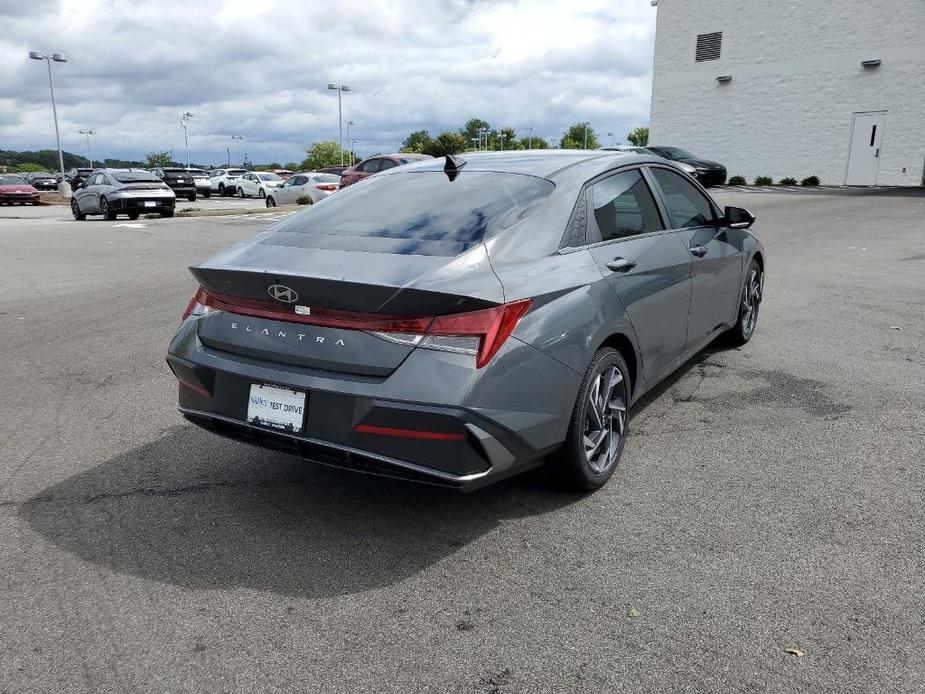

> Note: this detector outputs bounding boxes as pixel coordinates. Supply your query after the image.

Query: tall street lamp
[346,120,356,163]
[231,135,244,166]
[607,132,614,146]
[78,129,95,168]
[348,139,358,165]
[327,83,351,165]
[181,112,194,168]
[527,126,534,149]
[583,122,591,149]
[29,51,69,196]
[221,147,230,166]
[478,127,489,151]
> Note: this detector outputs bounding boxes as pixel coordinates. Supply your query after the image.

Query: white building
[648,0,925,186]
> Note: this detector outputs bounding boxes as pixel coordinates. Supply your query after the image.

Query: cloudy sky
[0,0,656,166]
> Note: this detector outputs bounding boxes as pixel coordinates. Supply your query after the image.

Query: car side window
[360,159,381,173]
[88,173,103,186]
[378,159,397,171]
[651,168,716,228]
[292,175,308,186]
[587,169,664,243]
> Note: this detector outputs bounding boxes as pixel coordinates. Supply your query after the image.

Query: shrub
[801,175,820,186]
[754,176,773,185]
[296,194,312,205]
[727,175,746,185]
[778,177,798,185]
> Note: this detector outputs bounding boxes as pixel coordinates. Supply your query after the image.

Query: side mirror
[724,205,755,229]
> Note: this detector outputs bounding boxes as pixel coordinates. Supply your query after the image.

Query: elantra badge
[268,284,298,304]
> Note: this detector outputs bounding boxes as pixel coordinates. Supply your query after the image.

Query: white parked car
[235,171,284,199]
[208,168,247,196]
[265,172,340,207]
[186,168,212,198]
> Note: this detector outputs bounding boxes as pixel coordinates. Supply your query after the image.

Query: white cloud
[0,0,656,165]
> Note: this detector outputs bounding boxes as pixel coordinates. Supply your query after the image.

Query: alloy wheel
[740,266,762,338]
[583,365,627,474]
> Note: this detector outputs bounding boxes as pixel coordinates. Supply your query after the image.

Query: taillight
[180,287,212,322]
[315,184,338,191]
[179,288,531,368]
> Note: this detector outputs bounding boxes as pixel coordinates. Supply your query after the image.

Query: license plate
[247,384,306,432]
[144,200,156,207]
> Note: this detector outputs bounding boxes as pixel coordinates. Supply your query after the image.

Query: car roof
[385,149,657,179]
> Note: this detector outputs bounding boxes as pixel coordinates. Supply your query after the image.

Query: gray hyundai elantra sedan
[166,151,764,491]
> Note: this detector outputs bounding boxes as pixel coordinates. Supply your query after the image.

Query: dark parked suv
[151,168,197,201]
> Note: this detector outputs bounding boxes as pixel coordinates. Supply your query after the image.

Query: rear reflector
[179,288,532,368]
[315,184,338,191]
[355,424,466,441]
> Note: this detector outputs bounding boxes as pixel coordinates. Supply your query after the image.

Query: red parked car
[0,174,40,205]
[338,153,433,188]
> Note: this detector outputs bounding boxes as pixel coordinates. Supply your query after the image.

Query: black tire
[723,259,763,346]
[237,186,245,198]
[127,211,140,220]
[258,189,266,199]
[188,193,197,202]
[266,196,276,208]
[555,348,631,491]
[100,197,117,221]
[218,183,225,196]
[161,208,175,218]
[71,199,86,221]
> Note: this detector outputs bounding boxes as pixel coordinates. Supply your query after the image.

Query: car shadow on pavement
[20,424,578,599]
[20,348,723,599]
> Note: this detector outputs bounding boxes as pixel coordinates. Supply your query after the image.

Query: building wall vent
[695,32,722,62]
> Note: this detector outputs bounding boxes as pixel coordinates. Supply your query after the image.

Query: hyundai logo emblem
[268,283,298,304]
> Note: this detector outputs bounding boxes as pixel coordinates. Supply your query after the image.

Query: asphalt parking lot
[1,190,922,693]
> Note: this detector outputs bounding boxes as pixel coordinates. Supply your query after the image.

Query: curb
[171,205,302,218]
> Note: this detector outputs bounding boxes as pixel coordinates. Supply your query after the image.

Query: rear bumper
[167,184,196,195]
[112,196,176,210]
[166,319,579,490]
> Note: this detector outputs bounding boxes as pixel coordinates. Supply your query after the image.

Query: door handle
[690,245,708,257]
[606,257,637,272]
[875,147,880,158]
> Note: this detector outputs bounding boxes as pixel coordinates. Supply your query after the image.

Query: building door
[845,112,886,185]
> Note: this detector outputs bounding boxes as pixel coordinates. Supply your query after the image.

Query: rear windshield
[227,169,247,176]
[113,171,160,183]
[313,174,341,183]
[257,173,282,181]
[272,171,554,256]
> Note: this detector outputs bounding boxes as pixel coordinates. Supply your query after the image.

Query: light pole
[478,127,489,151]
[583,122,591,149]
[78,129,95,168]
[181,112,194,168]
[29,51,69,196]
[346,120,356,163]
[607,132,614,146]
[327,83,351,165]
[499,132,505,151]
[222,147,230,166]
[349,139,358,165]
[231,135,244,166]
[470,137,478,151]
[527,126,534,149]
[550,138,559,149]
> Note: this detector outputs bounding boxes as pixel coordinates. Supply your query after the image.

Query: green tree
[459,118,491,148]
[401,130,433,154]
[519,136,548,150]
[423,132,468,156]
[561,122,599,149]
[283,161,300,171]
[144,151,173,168]
[497,127,521,150]
[14,162,46,173]
[299,141,346,169]
[627,126,649,146]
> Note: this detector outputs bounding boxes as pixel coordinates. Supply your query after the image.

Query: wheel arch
[598,332,639,397]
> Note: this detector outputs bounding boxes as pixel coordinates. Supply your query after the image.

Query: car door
[210,170,224,191]
[585,167,693,381]
[81,173,105,213]
[648,166,744,348]
[282,175,306,204]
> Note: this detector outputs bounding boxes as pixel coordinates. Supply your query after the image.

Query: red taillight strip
[355,424,466,441]
[200,289,434,333]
